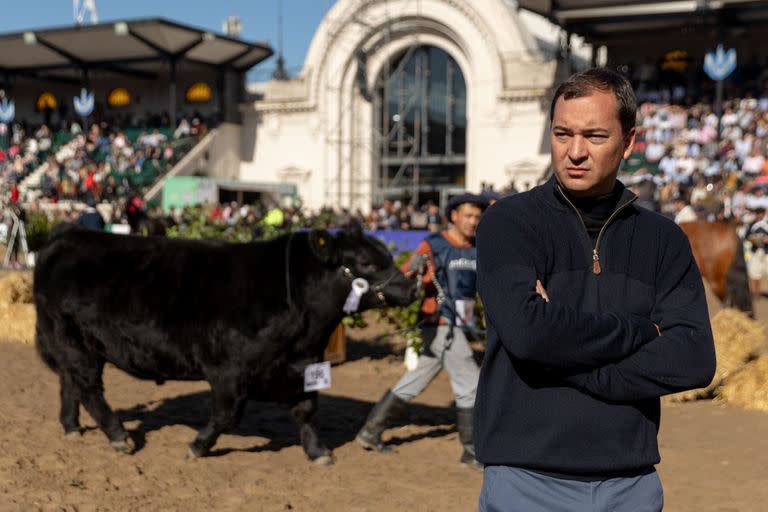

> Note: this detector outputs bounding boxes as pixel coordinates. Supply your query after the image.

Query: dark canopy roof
[517,0,768,42]
[0,18,273,75]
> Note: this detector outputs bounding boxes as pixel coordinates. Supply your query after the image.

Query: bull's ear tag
[304,361,332,392]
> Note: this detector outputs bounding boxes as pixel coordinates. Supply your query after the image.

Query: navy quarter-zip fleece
[474,176,716,477]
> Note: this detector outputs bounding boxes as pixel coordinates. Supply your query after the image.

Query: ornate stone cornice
[313,0,500,100]
[498,88,551,102]
[256,103,316,114]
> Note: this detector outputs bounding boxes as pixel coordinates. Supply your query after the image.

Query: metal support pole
[169,59,177,129]
[716,79,724,142]
[81,67,90,131]
[217,69,226,124]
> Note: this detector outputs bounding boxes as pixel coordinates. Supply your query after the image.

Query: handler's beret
[445,193,489,218]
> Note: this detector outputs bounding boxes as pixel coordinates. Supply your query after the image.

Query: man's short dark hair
[549,67,637,136]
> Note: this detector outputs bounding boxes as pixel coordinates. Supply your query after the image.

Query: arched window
[374,46,467,205]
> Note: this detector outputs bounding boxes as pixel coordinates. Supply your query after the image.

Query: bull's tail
[34,306,60,373]
[725,237,754,317]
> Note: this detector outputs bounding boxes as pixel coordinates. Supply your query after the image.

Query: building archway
[373,45,467,206]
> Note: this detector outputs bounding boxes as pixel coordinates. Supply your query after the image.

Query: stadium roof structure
[517,0,768,42]
[0,17,273,81]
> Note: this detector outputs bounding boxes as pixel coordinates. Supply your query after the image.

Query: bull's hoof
[64,429,82,440]
[186,443,207,459]
[111,436,135,454]
[311,454,334,466]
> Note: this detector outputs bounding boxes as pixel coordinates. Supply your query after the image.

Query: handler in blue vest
[356,193,488,469]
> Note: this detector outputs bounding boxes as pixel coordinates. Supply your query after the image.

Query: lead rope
[425,256,481,345]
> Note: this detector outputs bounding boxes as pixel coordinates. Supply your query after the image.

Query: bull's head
[308,222,416,310]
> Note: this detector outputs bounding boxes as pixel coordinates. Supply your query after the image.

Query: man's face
[551,89,635,197]
[451,203,483,239]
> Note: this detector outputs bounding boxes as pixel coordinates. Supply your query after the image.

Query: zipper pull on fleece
[593,250,602,275]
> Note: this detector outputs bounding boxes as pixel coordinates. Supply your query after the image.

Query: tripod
[2,208,29,268]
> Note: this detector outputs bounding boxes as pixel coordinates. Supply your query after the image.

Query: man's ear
[623,127,636,160]
[308,229,339,264]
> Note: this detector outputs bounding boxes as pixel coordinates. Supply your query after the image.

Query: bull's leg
[59,374,81,438]
[37,313,82,438]
[188,378,247,458]
[47,318,130,451]
[291,394,333,465]
[78,366,133,454]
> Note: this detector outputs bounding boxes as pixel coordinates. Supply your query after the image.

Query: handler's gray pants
[479,466,664,512]
[391,325,479,409]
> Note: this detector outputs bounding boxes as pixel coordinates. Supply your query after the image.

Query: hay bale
[0,271,34,307]
[663,308,764,404]
[0,304,36,345]
[0,272,36,345]
[716,356,768,412]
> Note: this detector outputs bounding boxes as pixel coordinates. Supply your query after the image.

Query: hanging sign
[704,44,737,81]
[73,88,95,117]
[107,88,131,108]
[185,82,212,104]
[36,92,57,111]
[662,50,690,71]
[0,96,15,124]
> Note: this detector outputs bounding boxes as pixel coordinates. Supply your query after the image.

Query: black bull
[33,223,416,464]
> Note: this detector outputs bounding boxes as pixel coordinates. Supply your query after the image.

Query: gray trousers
[479,466,664,512]
[391,325,480,409]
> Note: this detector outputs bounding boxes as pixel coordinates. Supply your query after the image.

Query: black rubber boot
[457,407,483,470]
[356,390,408,453]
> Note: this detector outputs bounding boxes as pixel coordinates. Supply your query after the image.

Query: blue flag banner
[73,88,95,117]
[0,97,15,124]
[371,230,430,254]
[300,228,430,255]
[704,45,737,81]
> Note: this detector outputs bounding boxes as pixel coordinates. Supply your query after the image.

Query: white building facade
[240,0,589,211]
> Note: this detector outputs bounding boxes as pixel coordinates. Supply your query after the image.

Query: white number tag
[455,299,476,328]
[304,361,332,392]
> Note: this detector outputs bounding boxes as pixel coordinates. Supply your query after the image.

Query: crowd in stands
[3,70,768,262]
[618,90,768,227]
[1,114,206,210]
[154,88,768,242]
[155,199,458,240]
[617,58,767,222]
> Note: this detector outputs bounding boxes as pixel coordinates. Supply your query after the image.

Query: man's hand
[407,254,428,275]
[535,280,550,302]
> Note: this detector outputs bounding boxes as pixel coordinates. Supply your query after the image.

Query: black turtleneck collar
[557,181,625,243]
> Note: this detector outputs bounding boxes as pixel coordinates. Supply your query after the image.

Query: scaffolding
[2,206,30,269]
[319,0,469,210]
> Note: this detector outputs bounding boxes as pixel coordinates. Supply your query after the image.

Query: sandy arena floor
[1,279,767,511]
